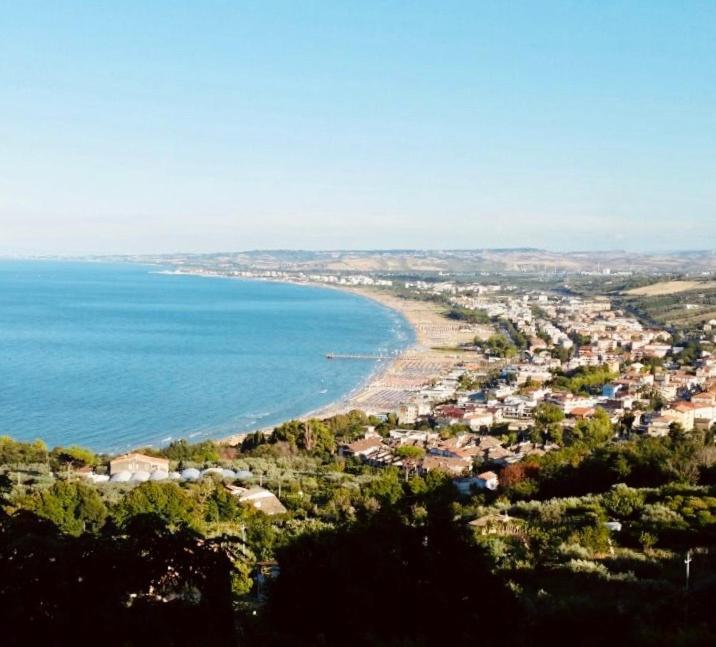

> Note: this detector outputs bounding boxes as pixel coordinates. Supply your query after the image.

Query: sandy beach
[309,287,490,414]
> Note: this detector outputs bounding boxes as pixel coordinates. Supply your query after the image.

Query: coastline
[156,271,491,447]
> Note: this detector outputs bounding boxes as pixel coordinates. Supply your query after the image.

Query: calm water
[0,262,412,452]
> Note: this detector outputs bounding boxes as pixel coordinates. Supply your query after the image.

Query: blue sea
[0,261,412,452]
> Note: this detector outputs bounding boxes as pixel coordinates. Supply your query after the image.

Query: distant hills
[94,248,716,275]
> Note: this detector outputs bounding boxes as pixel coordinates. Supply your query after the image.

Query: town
[68,275,716,505]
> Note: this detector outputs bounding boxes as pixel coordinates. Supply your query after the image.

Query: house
[570,407,596,420]
[398,403,418,425]
[464,408,495,431]
[476,470,499,490]
[420,455,470,476]
[663,402,696,431]
[109,452,169,476]
[227,485,287,515]
[690,392,716,429]
[433,405,467,426]
[338,436,385,459]
[469,513,524,536]
[645,415,673,437]
[640,343,672,359]
[484,446,512,466]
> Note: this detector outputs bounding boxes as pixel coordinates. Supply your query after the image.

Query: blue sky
[1,1,714,254]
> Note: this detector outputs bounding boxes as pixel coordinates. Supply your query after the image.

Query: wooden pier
[325,352,390,360]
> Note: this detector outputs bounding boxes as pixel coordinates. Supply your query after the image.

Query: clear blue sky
[1,1,714,254]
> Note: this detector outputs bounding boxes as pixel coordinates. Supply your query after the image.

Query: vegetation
[477,333,518,358]
[551,364,617,395]
[446,306,491,324]
[2,408,716,644]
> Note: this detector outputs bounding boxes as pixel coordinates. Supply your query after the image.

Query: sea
[0,261,413,452]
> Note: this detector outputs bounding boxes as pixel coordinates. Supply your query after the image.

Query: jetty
[325,352,389,360]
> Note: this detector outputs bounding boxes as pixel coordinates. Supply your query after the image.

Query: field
[625,280,716,296]
[616,283,716,332]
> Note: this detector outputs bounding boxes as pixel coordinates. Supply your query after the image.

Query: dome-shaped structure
[110,470,132,483]
[168,471,181,480]
[202,467,223,477]
[91,474,110,483]
[130,470,150,482]
[221,469,236,479]
[149,470,169,481]
[180,467,201,481]
[235,470,252,481]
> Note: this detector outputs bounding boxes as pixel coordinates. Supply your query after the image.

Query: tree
[533,402,565,445]
[534,402,565,426]
[569,408,613,448]
[395,445,425,460]
[162,439,219,463]
[479,334,518,358]
[602,484,645,518]
[639,530,657,552]
[298,420,335,456]
[18,481,107,536]
[446,307,491,324]
[49,445,96,470]
[0,437,48,465]
[114,482,199,530]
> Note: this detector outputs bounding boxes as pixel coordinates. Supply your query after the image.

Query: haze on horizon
[1,2,714,256]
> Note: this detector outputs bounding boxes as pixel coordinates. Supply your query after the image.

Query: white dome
[91,474,110,483]
[221,469,236,479]
[180,468,201,481]
[168,471,181,480]
[149,470,169,481]
[110,470,132,482]
[130,470,150,482]
[202,467,223,476]
[235,470,252,481]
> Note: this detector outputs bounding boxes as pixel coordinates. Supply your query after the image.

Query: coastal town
[86,266,716,502]
[305,278,716,490]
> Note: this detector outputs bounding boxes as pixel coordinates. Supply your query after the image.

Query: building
[420,455,470,476]
[469,513,524,537]
[109,452,169,476]
[338,436,385,459]
[227,485,287,515]
[476,471,499,490]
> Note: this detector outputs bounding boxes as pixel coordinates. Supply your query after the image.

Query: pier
[325,352,390,360]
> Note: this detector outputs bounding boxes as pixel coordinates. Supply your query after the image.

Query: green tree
[395,445,426,460]
[50,445,97,470]
[19,481,107,535]
[162,439,219,463]
[569,408,613,448]
[602,483,645,518]
[533,402,565,445]
[114,481,199,529]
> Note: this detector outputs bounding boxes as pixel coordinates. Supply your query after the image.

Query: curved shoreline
[155,272,422,445]
[155,271,488,447]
